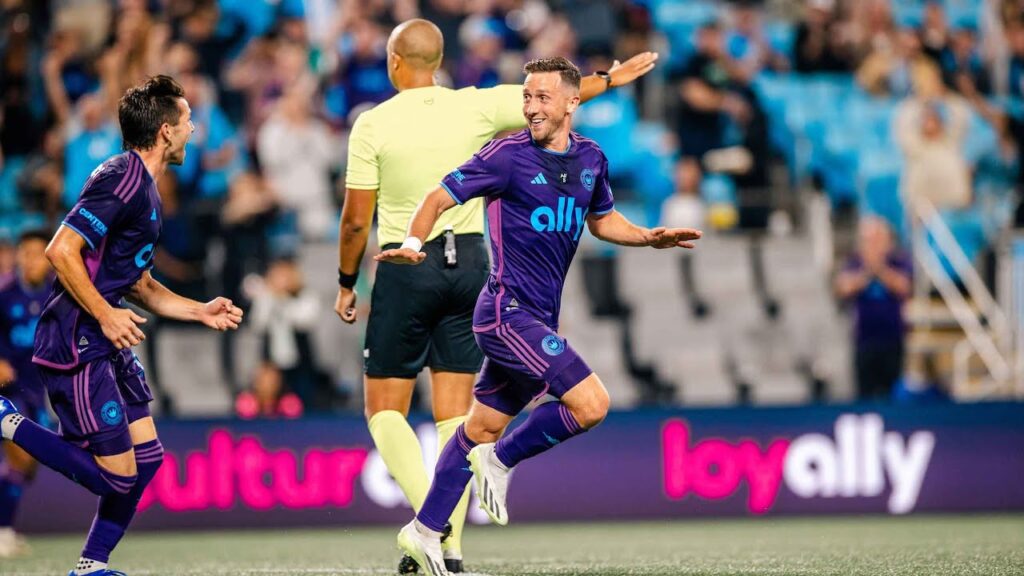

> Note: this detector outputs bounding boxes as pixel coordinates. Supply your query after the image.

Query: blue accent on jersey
[62,222,97,250]
[580,168,595,191]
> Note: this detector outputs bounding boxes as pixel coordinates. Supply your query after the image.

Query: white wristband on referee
[401,237,423,252]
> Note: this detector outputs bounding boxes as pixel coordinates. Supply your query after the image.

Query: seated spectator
[895,59,972,211]
[246,258,333,413]
[940,23,991,97]
[835,217,913,401]
[455,15,503,88]
[856,26,924,97]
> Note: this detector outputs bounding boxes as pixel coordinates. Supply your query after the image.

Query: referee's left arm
[336,187,377,324]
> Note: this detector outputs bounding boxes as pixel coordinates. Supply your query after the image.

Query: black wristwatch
[595,70,612,89]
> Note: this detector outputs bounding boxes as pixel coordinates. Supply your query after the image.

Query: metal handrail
[910,197,1014,396]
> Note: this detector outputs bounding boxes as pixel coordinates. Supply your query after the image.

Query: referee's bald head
[388,19,444,71]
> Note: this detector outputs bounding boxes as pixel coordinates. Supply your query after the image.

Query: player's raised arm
[375,186,458,265]
[586,210,702,249]
[579,52,659,103]
[128,270,243,331]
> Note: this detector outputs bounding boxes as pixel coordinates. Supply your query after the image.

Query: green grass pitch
[5,515,1023,575]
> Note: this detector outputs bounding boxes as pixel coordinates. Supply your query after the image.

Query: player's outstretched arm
[586,210,702,249]
[47,225,147,350]
[579,52,659,103]
[375,187,457,265]
[128,271,243,331]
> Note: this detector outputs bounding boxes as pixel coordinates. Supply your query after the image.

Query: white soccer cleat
[467,443,510,526]
[397,520,448,576]
[0,527,29,558]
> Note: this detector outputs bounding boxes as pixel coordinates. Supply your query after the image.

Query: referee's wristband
[338,268,359,289]
[401,237,424,253]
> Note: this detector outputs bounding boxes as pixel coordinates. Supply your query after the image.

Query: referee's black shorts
[365,233,488,378]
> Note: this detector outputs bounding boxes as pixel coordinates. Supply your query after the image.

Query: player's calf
[0,396,138,497]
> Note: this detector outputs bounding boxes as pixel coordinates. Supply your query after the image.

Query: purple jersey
[0,274,52,404]
[441,130,614,330]
[33,151,162,370]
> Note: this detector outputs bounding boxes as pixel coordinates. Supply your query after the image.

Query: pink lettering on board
[138,429,369,513]
[662,419,790,514]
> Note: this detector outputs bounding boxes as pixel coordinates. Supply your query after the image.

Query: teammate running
[377,57,701,576]
[0,230,54,557]
[0,75,243,576]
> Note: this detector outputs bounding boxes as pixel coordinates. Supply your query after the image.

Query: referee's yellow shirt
[346,84,525,246]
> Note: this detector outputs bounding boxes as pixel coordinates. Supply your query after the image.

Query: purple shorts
[37,349,153,456]
[472,311,593,416]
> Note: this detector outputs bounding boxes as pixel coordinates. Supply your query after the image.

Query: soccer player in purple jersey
[0,76,244,576]
[377,57,701,575]
[0,230,54,557]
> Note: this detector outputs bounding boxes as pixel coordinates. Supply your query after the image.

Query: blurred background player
[0,229,53,557]
[377,57,700,576]
[0,75,243,576]
[335,18,658,574]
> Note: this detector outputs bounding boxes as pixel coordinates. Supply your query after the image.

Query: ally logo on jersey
[531,197,589,240]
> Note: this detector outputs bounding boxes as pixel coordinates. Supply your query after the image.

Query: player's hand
[199,297,244,331]
[99,307,148,350]
[374,248,426,265]
[335,287,358,324]
[647,226,702,249]
[0,360,15,387]
[608,52,659,87]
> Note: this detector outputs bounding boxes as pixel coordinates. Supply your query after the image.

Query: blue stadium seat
[857,149,905,238]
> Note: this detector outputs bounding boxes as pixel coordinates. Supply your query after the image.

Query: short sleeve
[478,85,527,133]
[440,144,510,205]
[589,157,615,215]
[345,111,379,190]
[62,168,133,250]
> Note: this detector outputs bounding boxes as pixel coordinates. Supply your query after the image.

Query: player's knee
[464,419,502,444]
[572,390,610,430]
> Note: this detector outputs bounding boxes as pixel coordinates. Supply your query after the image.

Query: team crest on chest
[580,168,595,191]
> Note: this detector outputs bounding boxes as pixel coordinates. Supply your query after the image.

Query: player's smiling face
[523,72,579,147]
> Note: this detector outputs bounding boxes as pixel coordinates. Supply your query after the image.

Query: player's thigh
[363,376,417,419]
[464,399,516,444]
[364,256,440,379]
[470,358,537,426]
[40,356,135,461]
[428,370,474,422]
[479,314,594,399]
[558,372,610,430]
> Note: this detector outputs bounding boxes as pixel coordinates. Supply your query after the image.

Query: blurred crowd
[0,0,1021,413]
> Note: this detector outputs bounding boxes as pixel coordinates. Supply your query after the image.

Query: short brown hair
[118,75,186,151]
[523,57,581,90]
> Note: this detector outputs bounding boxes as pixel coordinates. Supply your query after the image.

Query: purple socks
[11,418,136,496]
[0,462,26,527]
[494,401,584,469]
[417,425,476,533]
[82,439,164,563]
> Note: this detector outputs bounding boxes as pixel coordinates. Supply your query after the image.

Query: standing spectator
[835,217,913,401]
[793,0,854,73]
[920,1,950,63]
[60,94,121,209]
[895,59,973,211]
[257,79,339,240]
[856,27,925,97]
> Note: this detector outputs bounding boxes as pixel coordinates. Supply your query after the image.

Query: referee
[335,18,657,573]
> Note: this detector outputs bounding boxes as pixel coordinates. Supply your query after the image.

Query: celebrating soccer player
[336,18,658,574]
[377,57,701,576]
[0,75,243,576]
[0,230,54,557]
